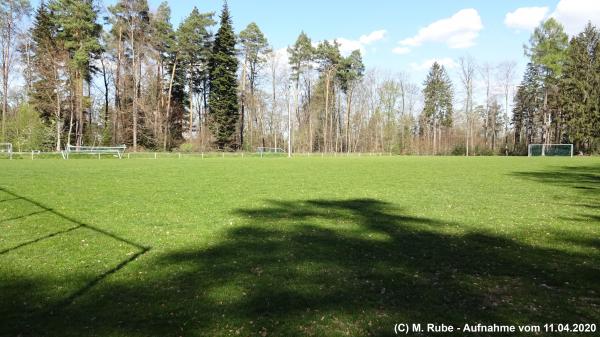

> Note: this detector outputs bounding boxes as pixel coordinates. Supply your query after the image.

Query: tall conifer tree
[422,62,453,154]
[208,2,238,150]
[560,23,600,151]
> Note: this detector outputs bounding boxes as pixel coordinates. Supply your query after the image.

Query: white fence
[4,151,397,160]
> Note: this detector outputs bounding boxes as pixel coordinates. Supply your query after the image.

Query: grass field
[0,156,599,336]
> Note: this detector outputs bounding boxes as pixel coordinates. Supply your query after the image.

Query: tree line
[512,19,600,154]
[0,0,598,154]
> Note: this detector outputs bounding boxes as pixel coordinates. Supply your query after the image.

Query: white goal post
[528,144,573,157]
[257,147,285,156]
[62,144,127,159]
[0,143,12,159]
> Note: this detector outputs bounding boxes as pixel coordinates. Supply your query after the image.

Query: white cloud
[359,30,387,44]
[335,29,387,56]
[275,47,289,63]
[551,0,600,35]
[392,47,411,55]
[268,47,290,71]
[504,7,549,31]
[336,38,365,55]
[399,9,483,50]
[410,58,458,71]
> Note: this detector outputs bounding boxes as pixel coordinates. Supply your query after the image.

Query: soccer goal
[257,147,285,156]
[528,144,573,157]
[62,144,127,159]
[0,143,12,159]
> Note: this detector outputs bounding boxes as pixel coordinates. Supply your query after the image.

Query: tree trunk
[287,86,292,157]
[189,77,194,139]
[67,92,74,146]
[131,27,138,152]
[155,61,162,140]
[271,62,276,149]
[324,70,331,153]
[164,56,178,151]
[491,110,496,151]
[1,26,9,142]
[101,57,109,130]
[294,80,300,153]
[114,26,122,144]
[543,87,549,145]
[240,58,247,149]
[345,87,353,153]
[54,64,62,151]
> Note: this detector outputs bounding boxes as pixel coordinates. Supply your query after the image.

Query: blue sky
[145,0,548,71]
[30,0,600,82]
[134,0,599,80]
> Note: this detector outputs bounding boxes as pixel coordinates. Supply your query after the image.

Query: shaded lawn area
[0,157,598,336]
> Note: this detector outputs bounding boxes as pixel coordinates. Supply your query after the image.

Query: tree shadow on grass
[510,164,600,189]
[511,164,600,225]
[3,197,599,336]
[0,186,150,336]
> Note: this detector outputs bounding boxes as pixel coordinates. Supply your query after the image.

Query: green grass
[0,156,598,336]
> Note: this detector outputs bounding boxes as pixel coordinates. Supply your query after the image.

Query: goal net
[0,143,12,159]
[257,147,285,154]
[528,144,573,157]
[63,144,127,159]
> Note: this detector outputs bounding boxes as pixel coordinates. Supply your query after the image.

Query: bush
[473,145,494,156]
[179,143,194,153]
[508,144,528,156]
[451,144,466,156]
[6,104,54,151]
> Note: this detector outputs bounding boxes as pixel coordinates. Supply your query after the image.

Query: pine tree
[513,63,543,147]
[287,32,314,152]
[525,18,569,144]
[30,1,57,122]
[30,1,64,150]
[239,22,270,148]
[512,85,525,146]
[288,32,314,84]
[315,40,341,152]
[50,0,102,147]
[337,50,364,152]
[208,2,238,150]
[149,1,175,149]
[422,62,453,154]
[177,8,214,139]
[239,23,269,94]
[164,44,187,149]
[560,22,599,152]
[108,0,151,151]
[488,99,504,151]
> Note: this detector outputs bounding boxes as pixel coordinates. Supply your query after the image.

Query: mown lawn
[0,156,598,336]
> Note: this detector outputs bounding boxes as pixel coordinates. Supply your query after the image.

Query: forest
[1,0,599,155]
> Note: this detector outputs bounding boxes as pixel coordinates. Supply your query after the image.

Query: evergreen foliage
[288,32,314,83]
[560,23,600,150]
[422,62,453,128]
[208,2,239,150]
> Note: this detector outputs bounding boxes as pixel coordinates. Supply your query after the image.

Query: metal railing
[63,144,127,159]
[3,150,397,160]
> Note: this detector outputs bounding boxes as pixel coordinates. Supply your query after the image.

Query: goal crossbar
[257,147,285,153]
[528,144,573,157]
[63,144,127,159]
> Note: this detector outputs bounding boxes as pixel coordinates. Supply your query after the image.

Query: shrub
[451,144,466,156]
[474,145,494,156]
[6,104,53,151]
[179,143,194,153]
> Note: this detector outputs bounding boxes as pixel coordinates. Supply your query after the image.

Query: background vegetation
[0,1,599,154]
